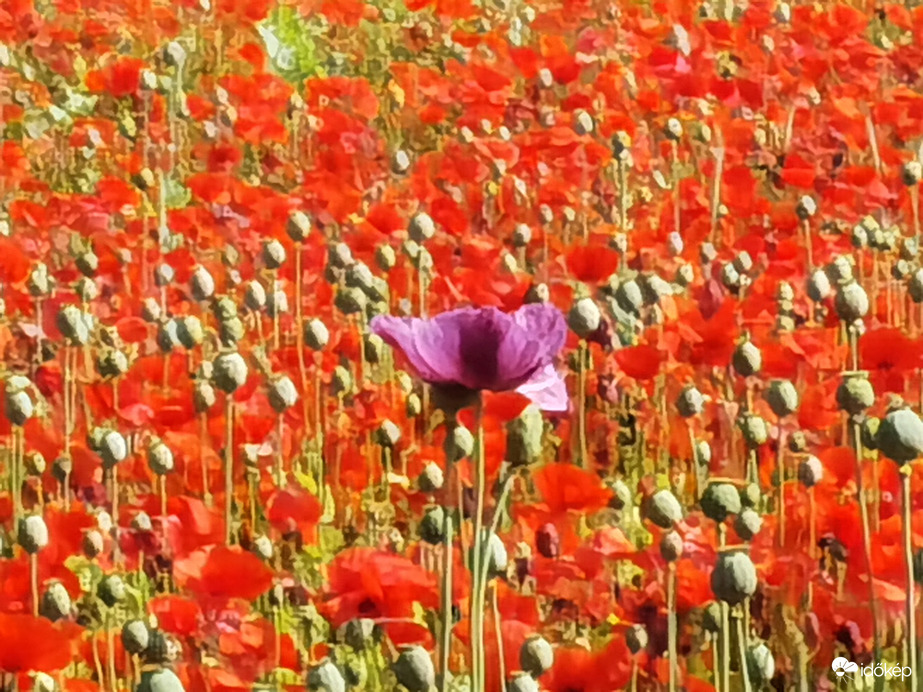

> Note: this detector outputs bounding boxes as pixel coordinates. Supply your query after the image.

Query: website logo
[831,657,912,683]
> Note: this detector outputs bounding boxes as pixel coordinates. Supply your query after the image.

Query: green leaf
[163,178,191,209]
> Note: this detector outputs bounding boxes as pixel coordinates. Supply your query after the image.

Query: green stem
[902,472,918,683]
[470,396,486,690]
[719,525,730,692]
[225,397,235,545]
[577,340,587,468]
[491,584,506,689]
[667,562,677,692]
[737,611,751,692]
[439,511,454,691]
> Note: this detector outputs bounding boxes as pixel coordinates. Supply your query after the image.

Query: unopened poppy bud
[746,642,776,685]
[826,255,854,284]
[212,352,248,393]
[98,574,126,608]
[534,521,560,559]
[735,509,762,541]
[420,505,446,546]
[675,263,695,287]
[836,375,874,416]
[765,379,798,417]
[392,646,435,692]
[190,265,215,301]
[262,239,286,269]
[417,461,444,493]
[616,280,644,315]
[660,530,684,562]
[331,366,353,397]
[243,281,266,312]
[568,298,601,337]
[57,305,92,345]
[307,658,346,692]
[335,286,367,316]
[798,455,823,488]
[664,117,683,141]
[193,380,216,413]
[39,580,71,622]
[375,419,402,448]
[645,489,683,528]
[903,161,923,186]
[834,281,869,323]
[391,150,411,175]
[676,385,706,418]
[712,551,758,605]
[739,414,769,447]
[520,635,554,677]
[266,289,288,318]
[444,424,474,462]
[141,298,162,322]
[18,514,48,553]
[573,109,594,136]
[287,210,312,242]
[877,406,923,465]
[5,388,34,426]
[100,430,127,468]
[796,196,817,220]
[701,482,742,523]
[375,245,397,272]
[626,624,649,655]
[28,263,52,297]
[146,439,174,476]
[132,511,153,532]
[732,339,762,377]
[408,212,436,242]
[508,673,540,692]
[525,282,550,304]
[137,668,184,692]
[506,405,544,467]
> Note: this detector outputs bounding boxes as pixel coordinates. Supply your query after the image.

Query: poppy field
[5,0,923,690]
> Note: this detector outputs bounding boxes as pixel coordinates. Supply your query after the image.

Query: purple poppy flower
[370,304,568,411]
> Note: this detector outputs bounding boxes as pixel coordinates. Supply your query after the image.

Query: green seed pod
[391,150,411,175]
[711,551,758,605]
[701,483,742,523]
[877,406,923,465]
[97,349,130,379]
[5,388,33,426]
[156,320,179,353]
[189,265,215,302]
[212,352,248,393]
[702,602,722,634]
[861,417,880,450]
[28,263,53,297]
[121,619,150,655]
[132,511,153,532]
[645,490,683,529]
[31,672,56,692]
[417,462,444,493]
[218,317,245,346]
[392,645,435,692]
[506,405,544,466]
[732,339,762,377]
[625,624,649,654]
[287,210,312,243]
[568,298,601,337]
[484,533,508,578]
[99,430,128,468]
[408,212,436,243]
[738,414,769,448]
[305,319,330,350]
[694,440,712,467]
[40,580,71,621]
[676,385,706,418]
[444,424,474,462]
[147,439,174,475]
[797,456,823,488]
[193,380,217,413]
[136,668,185,692]
[268,375,298,414]
[364,333,385,364]
[608,479,633,511]
[141,297,162,323]
[660,530,684,562]
[142,630,171,665]
[82,528,104,558]
[909,269,923,304]
[836,376,874,416]
[331,366,352,397]
[519,635,554,677]
[734,509,763,541]
[98,574,127,608]
[343,618,378,651]
[746,641,776,686]
[250,534,273,561]
[262,239,287,269]
[176,316,204,349]
[834,281,869,323]
[787,431,808,453]
[806,268,831,302]
[507,672,540,692]
[739,483,760,509]
[420,506,446,546]
[375,244,397,272]
[765,379,798,418]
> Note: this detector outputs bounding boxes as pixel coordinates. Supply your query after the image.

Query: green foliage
[258,8,322,83]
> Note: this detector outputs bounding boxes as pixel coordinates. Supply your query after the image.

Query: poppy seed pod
[31,672,56,692]
[747,641,776,686]
[733,251,753,275]
[189,265,215,302]
[100,430,128,468]
[512,223,532,247]
[508,673,540,692]
[694,440,712,467]
[375,419,402,448]
[444,424,475,462]
[701,483,742,523]
[193,380,217,413]
[740,483,761,509]
[626,624,649,655]
[132,511,153,532]
[826,255,854,285]
[405,392,422,418]
[28,263,52,297]
[391,150,411,175]
[615,280,644,315]
[665,232,684,257]
[212,352,248,393]
[345,262,375,293]
[97,349,129,379]
[331,366,353,397]
[375,244,397,272]
[796,195,817,220]
[611,233,629,254]
[142,630,172,665]
[286,210,312,242]
[408,212,436,242]
[877,406,923,465]
[392,646,435,692]
[893,259,912,281]
[304,319,330,351]
[735,509,763,541]
[98,574,127,608]
[141,297,162,322]
[806,268,832,303]
[702,602,723,634]
[266,289,289,318]
[910,269,923,304]
[418,462,444,493]
[420,505,446,545]
[903,161,923,186]
[334,287,366,316]
[660,530,684,562]
[177,316,204,349]
[156,320,180,353]
[40,580,71,621]
[676,385,706,418]
[506,405,544,467]
[573,109,594,135]
[57,305,92,345]
[765,379,799,418]
[777,281,795,302]
[246,533,272,561]
[244,281,266,311]
[525,282,550,304]
[122,620,150,655]
[82,528,104,558]
[520,635,554,677]
[699,242,718,265]
[328,242,354,271]
[5,389,34,426]
[711,551,758,605]
[902,238,919,261]
[364,333,385,365]
[834,281,869,323]
[732,339,762,377]
[75,252,98,278]
[25,451,45,476]
[664,117,683,141]
[18,515,48,553]
[612,130,632,156]
[720,262,741,290]
[262,239,286,269]
[645,489,683,529]
[739,414,769,447]
[675,263,695,287]
[265,375,297,414]
[137,669,185,692]
[343,618,378,651]
[788,430,808,453]
[798,455,823,488]
[75,276,99,302]
[147,439,174,475]
[836,375,874,416]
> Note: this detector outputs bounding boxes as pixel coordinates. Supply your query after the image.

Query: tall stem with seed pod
[491,583,506,688]
[852,421,882,679]
[200,412,212,506]
[29,551,38,617]
[718,524,730,692]
[901,469,918,681]
[110,465,120,566]
[577,340,588,468]
[470,397,486,691]
[295,243,310,432]
[737,610,752,692]
[667,561,678,692]
[439,508,453,692]
[224,397,235,545]
[710,129,724,246]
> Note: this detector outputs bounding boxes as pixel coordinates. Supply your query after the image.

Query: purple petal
[369,314,465,385]
[516,363,569,412]
[511,303,568,361]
